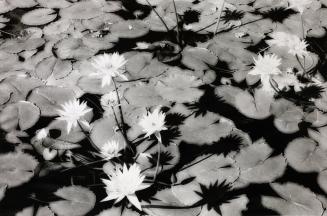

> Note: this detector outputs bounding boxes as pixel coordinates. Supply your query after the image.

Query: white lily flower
[288,0,313,14]
[90,53,128,87]
[267,31,309,57]
[100,139,122,160]
[138,107,167,139]
[56,99,92,134]
[248,53,282,92]
[102,163,150,210]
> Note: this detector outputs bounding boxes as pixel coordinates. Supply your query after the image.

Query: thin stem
[178,154,214,172]
[0,29,16,37]
[77,120,100,152]
[295,54,306,73]
[145,0,170,32]
[152,133,161,181]
[142,201,203,209]
[111,78,129,143]
[111,106,121,131]
[214,0,225,36]
[172,0,181,45]
[111,78,135,155]
[300,14,306,70]
[60,158,107,173]
[300,14,305,39]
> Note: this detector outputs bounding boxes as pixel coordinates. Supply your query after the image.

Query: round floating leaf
[96,207,139,216]
[81,13,123,31]
[82,33,118,52]
[262,183,324,216]
[110,20,150,39]
[234,89,273,120]
[181,47,218,71]
[16,206,54,216]
[0,83,12,105]
[179,113,233,145]
[235,140,286,185]
[90,117,125,150]
[28,86,76,116]
[35,56,72,80]
[1,75,43,103]
[178,154,239,185]
[143,189,201,216]
[21,8,57,26]
[272,100,304,134]
[55,38,97,60]
[7,0,37,8]
[77,76,113,95]
[199,195,248,216]
[126,52,169,79]
[155,70,204,103]
[0,38,45,54]
[37,0,71,8]
[308,126,327,151]
[124,83,168,107]
[285,137,327,172]
[318,170,327,194]
[50,186,96,216]
[59,0,104,19]
[0,101,40,132]
[0,184,7,202]
[0,152,38,188]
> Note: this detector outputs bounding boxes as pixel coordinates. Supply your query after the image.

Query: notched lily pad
[0,152,38,188]
[0,101,40,132]
[50,186,96,216]
[28,86,76,116]
[21,8,57,26]
[110,20,150,39]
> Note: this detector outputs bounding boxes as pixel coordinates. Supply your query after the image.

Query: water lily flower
[267,31,308,57]
[101,163,150,210]
[36,128,48,140]
[100,91,119,108]
[138,107,167,140]
[56,99,92,134]
[248,53,282,92]
[90,53,128,87]
[288,0,313,14]
[100,139,122,160]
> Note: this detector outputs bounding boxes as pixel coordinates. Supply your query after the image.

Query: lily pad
[50,186,96,216]
[21,8,57,26]
[234,88,273,119]
[110,20,150,39]
[285,137,327,173]
[181,47,218,71]
[16,206,54,216]
[7,0,37,8]
[90,117,125,150]
[0,101,40,132]
[178,112,233,145]
[28,86,76,116]
[37,0,71,8]
[271,99,304,134]
[55,38,98,60]
[262,183,324,216]
[59,0,104,19]
[235,140,286,185]
[126,52,169,79]
[0,152,38,188]
[124,83,168,107]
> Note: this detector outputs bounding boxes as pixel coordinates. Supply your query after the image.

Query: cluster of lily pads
[1,0,327,215]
